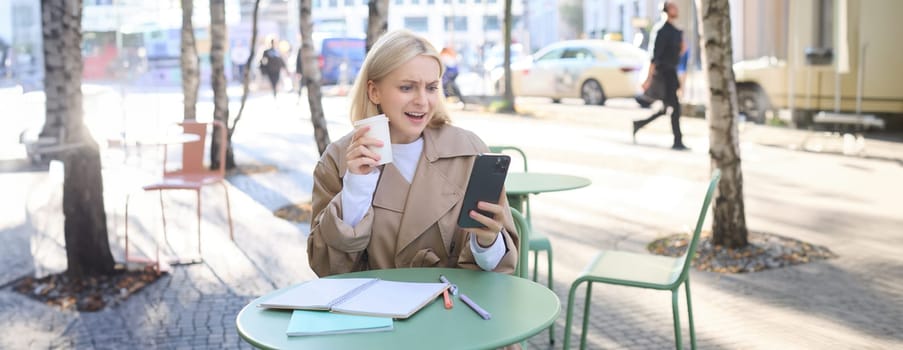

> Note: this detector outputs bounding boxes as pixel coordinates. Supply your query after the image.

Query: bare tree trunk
[231,0,261,142]
[500,0,516,113]
[209,0,232,169]
[42,0,115,278]
[696,0,748,248]
[366,0,389,53]
[300,0,330,155]
[181,0,200,120]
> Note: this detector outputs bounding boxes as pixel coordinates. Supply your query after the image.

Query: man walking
[260,39,287,98]
[632,1,688,150]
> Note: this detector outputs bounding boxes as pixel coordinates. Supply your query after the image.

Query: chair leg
[563,279,585,350]
[221,181,234,240]
[532,250,539,282]
[685,279,696,350]
[156,190,165,273]
[580,282,593,350]
[672,289,683,350]
[196,189,202,256]
[124,194,131,262]
[547,248,555,344]
[158,190,169,247]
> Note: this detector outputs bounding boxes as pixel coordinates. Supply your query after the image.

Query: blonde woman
[308,30,519,277]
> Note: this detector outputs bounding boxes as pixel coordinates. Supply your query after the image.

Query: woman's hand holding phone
[468,197,507,247]
[346,126,384,175]
[457,153,511,247]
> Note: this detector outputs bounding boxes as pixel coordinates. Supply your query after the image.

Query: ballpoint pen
[439,275,490,320]
[459,293,491,320]
[442,289,453,309]
[439,275,458,295]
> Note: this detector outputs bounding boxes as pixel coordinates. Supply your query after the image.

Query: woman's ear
[367,80,380,105]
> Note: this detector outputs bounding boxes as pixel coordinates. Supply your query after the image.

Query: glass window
[483,16,500,31]
[405,17,429,33]
[427,0,435,4]
[814,0,833,49]
[536,48,564,62]
[395,0,403,4]
[329,0,338,7]
[345,0,354,6]
[444,16,468,32]
[412,0,420,4]
[12,5,32,27]
[562,48,595,60]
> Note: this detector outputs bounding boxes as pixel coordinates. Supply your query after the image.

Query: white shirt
[341,137,505,270]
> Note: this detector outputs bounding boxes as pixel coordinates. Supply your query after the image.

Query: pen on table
[439,275,458,295]
[442,289,453,309]
[459,293,491,320]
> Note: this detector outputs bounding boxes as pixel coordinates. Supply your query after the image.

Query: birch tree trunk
[231,0,261,138]
[42,0,115,278]
[209,0,233,169]
[366,0,389,53]
[181,0,200,120]
[695,0,748,248]
[300,0,330,155]
[500,0,516,113]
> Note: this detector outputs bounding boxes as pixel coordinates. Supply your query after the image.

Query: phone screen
[457,153,511,228]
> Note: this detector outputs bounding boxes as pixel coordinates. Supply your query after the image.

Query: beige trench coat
[308,124,520,277]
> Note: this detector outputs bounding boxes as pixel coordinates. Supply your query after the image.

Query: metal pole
[856,42,867,117]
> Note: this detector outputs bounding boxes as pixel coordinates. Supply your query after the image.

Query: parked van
[318,37,365,86]
[732,0,903,128]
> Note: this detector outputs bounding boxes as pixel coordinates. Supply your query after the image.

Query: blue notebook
[286,310,393,336]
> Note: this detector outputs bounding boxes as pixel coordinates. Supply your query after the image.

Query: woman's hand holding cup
[346,126,385,175]
[348,114,393,175]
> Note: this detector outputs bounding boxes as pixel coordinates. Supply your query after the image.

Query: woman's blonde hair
[348,29,451,128]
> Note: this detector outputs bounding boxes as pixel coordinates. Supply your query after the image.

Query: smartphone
[457,153,511,229]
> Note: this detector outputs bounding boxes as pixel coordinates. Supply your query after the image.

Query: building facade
[240,0,539,73]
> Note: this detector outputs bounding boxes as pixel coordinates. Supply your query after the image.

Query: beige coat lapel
[394,126,481,254]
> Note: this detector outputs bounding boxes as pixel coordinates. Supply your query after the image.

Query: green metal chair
[510,207,530,280]
[494,145,556,344]
[490,145,552,288]
[509,206,538,350]
[563,169,721,350]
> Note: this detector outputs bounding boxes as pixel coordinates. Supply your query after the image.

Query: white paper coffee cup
[352,114,393,165]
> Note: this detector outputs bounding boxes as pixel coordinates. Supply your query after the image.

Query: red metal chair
[124,120,234,271]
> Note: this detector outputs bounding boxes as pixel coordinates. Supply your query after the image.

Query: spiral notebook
[286,310,393,336]
[259,278,448,319]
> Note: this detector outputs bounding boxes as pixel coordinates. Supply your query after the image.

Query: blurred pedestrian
[259,39,287,98]
[0,37,9,78]
[231,40,250,82]
[677,44,689,98]
[440,47,464,107]
[632,1,689,150]
[294,47,305,97]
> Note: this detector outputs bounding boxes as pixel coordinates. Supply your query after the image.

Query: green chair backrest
[493,145,533,225]
[509,207,530,279]
[674,169,721,285]
[488,145,528,172]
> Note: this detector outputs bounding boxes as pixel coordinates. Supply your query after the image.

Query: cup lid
[353,114,388,126]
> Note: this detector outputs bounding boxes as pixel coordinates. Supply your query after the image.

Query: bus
[317,37,365,86]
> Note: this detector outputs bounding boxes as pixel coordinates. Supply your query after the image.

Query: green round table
[504,172,592,219]
[236,268,560,349]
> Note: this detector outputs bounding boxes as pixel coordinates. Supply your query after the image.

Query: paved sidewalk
[1,91,901,349]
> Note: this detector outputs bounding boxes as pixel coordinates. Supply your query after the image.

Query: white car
[493,40,648,105]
